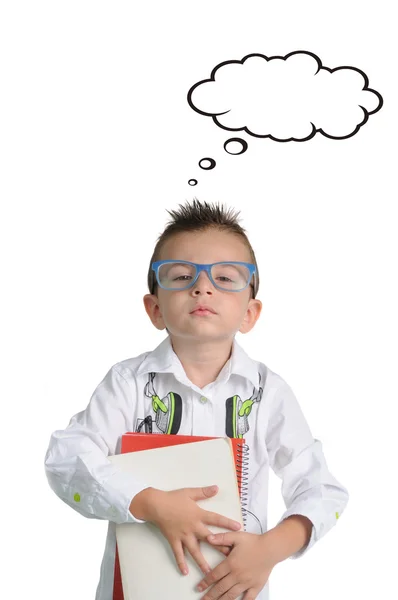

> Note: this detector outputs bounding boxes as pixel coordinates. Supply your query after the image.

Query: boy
[44,198,349,600]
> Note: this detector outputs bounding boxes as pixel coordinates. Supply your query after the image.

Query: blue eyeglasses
[152,260,256,293]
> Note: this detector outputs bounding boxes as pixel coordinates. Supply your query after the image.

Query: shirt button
[200,396,208,404]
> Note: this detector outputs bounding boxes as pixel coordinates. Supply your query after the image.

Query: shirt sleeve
[44,365,149,524]
[266,380,349,559]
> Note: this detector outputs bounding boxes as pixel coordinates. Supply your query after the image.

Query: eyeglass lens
[157,262,251,291]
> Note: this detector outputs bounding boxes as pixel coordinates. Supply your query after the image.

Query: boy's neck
[169,335,234,390]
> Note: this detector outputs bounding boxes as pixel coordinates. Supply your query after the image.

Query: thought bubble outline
[187,50,383,142]
[199,157,216,169]
[224,137,248,154]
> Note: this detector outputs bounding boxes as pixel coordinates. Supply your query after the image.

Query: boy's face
[143,229,262,341]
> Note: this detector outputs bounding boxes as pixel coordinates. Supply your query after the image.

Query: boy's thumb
[189,485,218,501]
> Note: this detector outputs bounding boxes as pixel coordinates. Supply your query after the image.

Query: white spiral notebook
[108,437,245,599]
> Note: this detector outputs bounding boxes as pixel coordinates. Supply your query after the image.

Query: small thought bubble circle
[199,157,216,170]
[188,179,198,186]
[224,138,248,155]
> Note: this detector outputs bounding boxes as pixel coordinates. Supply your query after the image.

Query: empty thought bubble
[224,138,248,154]
[187,51,383,141]
[199,157,216,169]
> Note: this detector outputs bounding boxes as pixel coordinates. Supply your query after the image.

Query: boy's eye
[166,264,193,278]
[174,275,192,281]
[213,264,242,283]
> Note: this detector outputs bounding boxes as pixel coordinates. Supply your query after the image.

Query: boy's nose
[191,270,214,292]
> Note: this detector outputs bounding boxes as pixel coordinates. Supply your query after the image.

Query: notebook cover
[112,433,246,600]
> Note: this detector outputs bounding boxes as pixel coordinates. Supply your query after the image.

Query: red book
[112,433,248,600]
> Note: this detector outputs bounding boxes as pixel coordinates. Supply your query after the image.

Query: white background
[1,1,396,598]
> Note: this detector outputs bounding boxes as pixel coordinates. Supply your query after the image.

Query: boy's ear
[239,298,262,334]
[143,294,167,331]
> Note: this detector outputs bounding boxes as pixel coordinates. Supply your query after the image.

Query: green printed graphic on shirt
[135,372,182,434]
[135,369,263,442]
[225,372,263,439]
[152,391,181,434]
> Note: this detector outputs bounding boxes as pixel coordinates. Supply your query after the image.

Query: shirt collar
[136,335,260,391]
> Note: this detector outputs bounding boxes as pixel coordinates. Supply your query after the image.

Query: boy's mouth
[190,305,217,315]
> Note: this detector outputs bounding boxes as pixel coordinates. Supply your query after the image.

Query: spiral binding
[236,442,250,530]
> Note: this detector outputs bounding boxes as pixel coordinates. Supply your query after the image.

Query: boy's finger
[207,531,237,546]
[204,510,242,531]
[170,540,188,575]
[185,537,211,575]
[187,485,218,501]
[198,528,231,556]
[216,545,231,556]
[196,558,231,591]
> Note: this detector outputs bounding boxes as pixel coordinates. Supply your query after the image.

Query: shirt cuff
[99,468,150,524]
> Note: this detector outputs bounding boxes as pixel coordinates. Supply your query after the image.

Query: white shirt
[44,335,349,600]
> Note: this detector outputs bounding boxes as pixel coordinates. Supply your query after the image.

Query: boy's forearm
[264,514,313,565]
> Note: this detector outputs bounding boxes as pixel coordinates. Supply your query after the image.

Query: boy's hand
[196,531,277,600]
[129,485,241,576]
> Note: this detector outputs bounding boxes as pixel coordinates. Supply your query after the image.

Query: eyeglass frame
[151,259,257,294]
